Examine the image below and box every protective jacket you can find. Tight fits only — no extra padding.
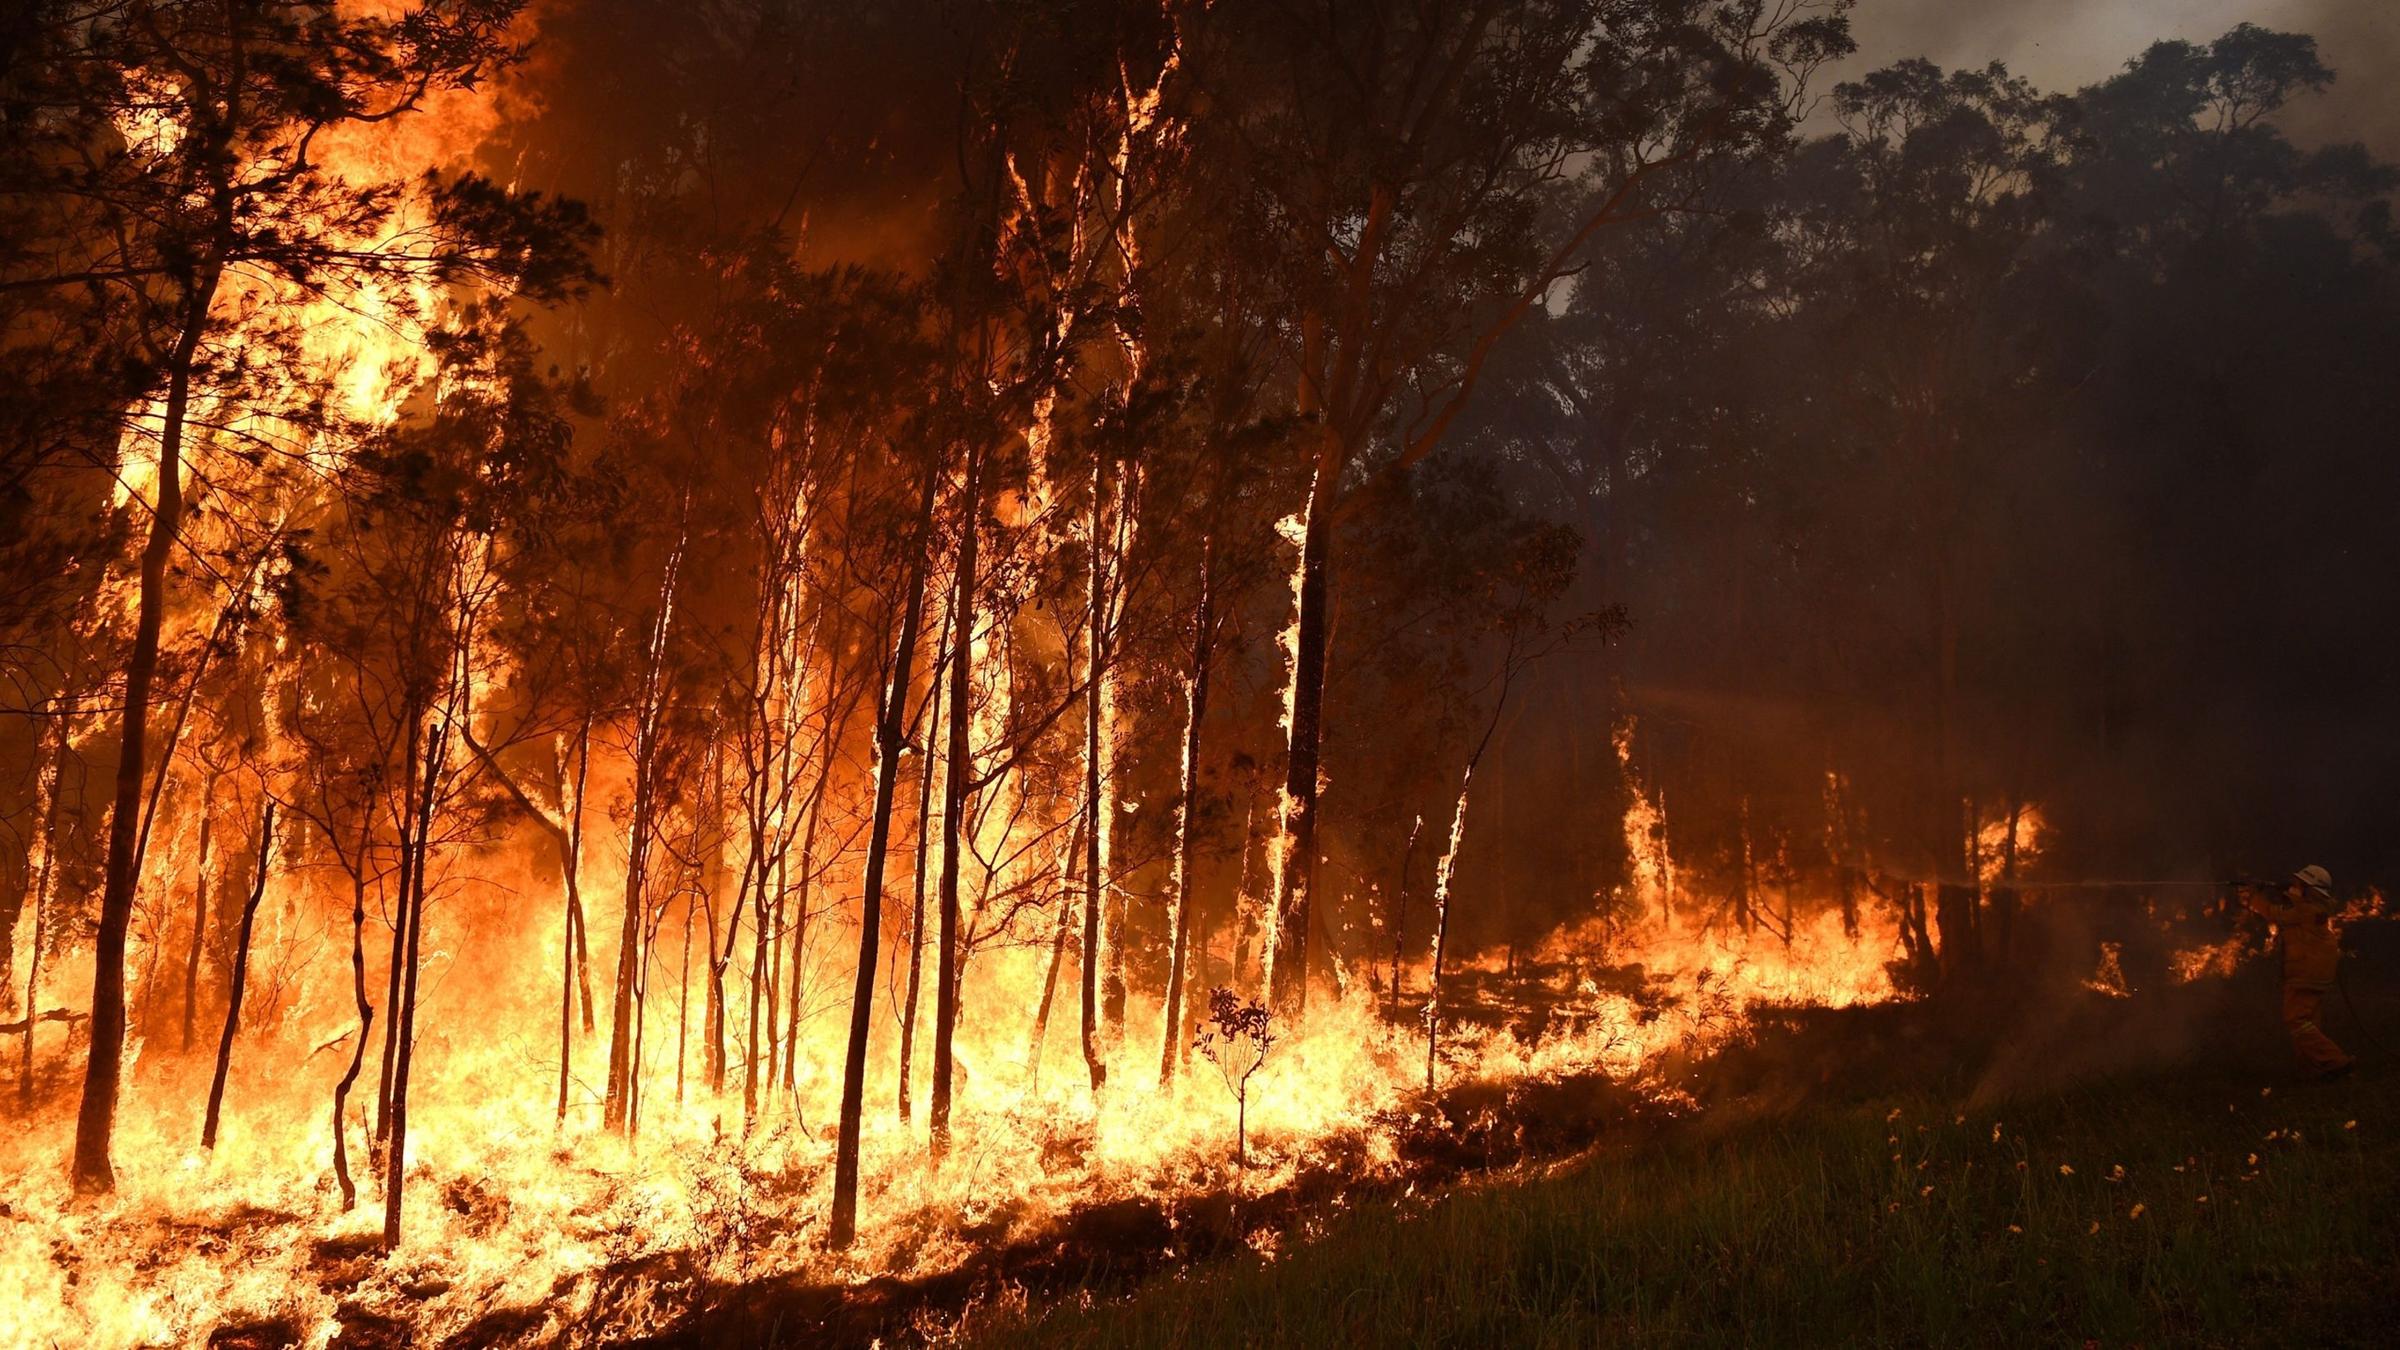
[2243,888,2340,988]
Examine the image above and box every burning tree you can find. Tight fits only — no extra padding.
[1,0,595,1195]
[1183,0,1851,1013]
[5,2,2398,1342]
[1193,987,1277,1168]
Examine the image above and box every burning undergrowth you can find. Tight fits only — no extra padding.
[3,878,2331,1349]
[0,890,1847,1343]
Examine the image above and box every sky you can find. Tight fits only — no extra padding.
[1837,0,2400,155]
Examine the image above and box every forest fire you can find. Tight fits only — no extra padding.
[6,1,2398,1347]
[0,816,1939,1345]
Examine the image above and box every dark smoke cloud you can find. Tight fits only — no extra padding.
[1840,0,2400,156]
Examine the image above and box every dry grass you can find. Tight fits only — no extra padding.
[954,1059,2400,1348]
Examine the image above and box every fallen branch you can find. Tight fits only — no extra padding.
[0,1007,89,1037]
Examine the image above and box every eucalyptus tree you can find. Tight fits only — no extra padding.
[281,306,580,1245]
[0,0,595,1192]
[1181,0,1852,1010]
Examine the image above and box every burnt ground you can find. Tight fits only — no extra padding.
[254,916,2400,1350]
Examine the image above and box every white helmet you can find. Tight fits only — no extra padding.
[2293,864,2333,896]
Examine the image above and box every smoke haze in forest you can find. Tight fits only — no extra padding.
[1845,0,2399,154]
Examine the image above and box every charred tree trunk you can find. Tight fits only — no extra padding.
[676,898,692,1103]
[202,797,274,1149]
[1423,659,1521,1090]
[559,718,592,1122]
[783,773,828,1098]
[1027,813,1085,1089]
[1423,772,1470,1092]
[333,857,375,1210]
[1269,481,1333,1015]
[19,721,68,1114]
[383,724,445,1249]
[179,770,223,1054]
[571,732,597,1036]
[718,722,758,1103]
[74,262,220,1194]
[1230,791,1259,990]
[744,748,775,1130]
[830,465,941,1250]
[899,613,949,1125]
[705,871,731,1094]
[0,835,20,1037]
[764,856,786,1094]
[607,532,686,1132]
[1159,543,1214,1086]
[932,451,982,1149]
[1080,451,1110,1094]
[628,908,651,1140]
[375,702,426,1146]
[720,746,765,1110]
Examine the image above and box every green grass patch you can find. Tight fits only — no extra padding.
[957,1065,2400,1348]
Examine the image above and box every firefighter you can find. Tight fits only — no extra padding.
[2240,865,2355,1079]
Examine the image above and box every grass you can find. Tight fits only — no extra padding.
[954,1062,2400,1348]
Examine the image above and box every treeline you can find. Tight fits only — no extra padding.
[2,0,2393,1251]
[1438,20,2400,963]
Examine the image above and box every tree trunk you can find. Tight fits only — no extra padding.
[743,769,774,1130]
[1268,478,1333,1014]
[899,614,948,1124]
[19,720,67,1114]
[783,777,825,1097]
[1423,667,1518,1090]
[706,868,731,1093]
[383,725,444,1249]
[375,702,425,1147]
[1099,482,1134,1044]
[333,858,375,1210]
[1080,452,1110,1094]
[763,852,784,1097]
[130,594,249,1049]
[572,750,596,1034]
[1027,813,1084,1090]
[676,897,692,1103]
[1423,766,1473,1091]
[202,797,274,1149]
[932,451,982,1149]
[558,717,592,1122]
[1159,543,1214,1086]
[829,465,941,1250]
[179,769,223,1054]
[607,532,686,1131]
[74,268,217,1194]
[1230,792,1259,989]
[717,710,764,1100]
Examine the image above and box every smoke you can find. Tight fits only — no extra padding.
[1840,0,2400,156]
[2277,1,2400,156]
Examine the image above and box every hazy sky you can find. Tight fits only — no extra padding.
[1839,0,2399,154]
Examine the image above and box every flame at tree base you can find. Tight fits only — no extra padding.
[0,888,1935,1347]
